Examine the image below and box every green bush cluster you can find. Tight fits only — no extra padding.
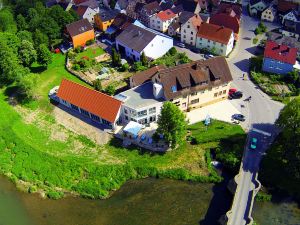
[255,192,272,202]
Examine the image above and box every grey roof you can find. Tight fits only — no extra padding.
[178,11,194,24]
[116,0,129,10]
[267,31,300,51]
[115,82,164,109]
[77,0,99,9]
[66,19,93,37]
[116,24,157,52]
[98,9,119,22]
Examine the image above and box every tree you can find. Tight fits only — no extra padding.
[33,29,49,47]
[93,79,102,91]
[287,70,299,84]
[39,16,61,41]
[16,14,28,31]
[37,44,52,68]
[132,61,147,71]
[140,52,147,66]
[275,98,300,179]
[18,40,37,67]
[111,48,121,67]
[0,8,17,33]
[17,30,33,43]
[168,47,177,56]
[104,84,116,96]
[156,102,187,149]
[16,73,37,100]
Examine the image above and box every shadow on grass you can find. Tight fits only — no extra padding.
[108,137,167,156]
[3,85,31,106]
[30,65,47,74]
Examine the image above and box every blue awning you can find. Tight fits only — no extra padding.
[105,26,117,35]
[123,121,143,137]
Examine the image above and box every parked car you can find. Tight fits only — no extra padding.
[229,91,243,99]
[232,114,245,122]
[204,54,214,59]
[191,47,201,53]
[229,88,237,95]
[250,137,258,150]
[177,42,185,48]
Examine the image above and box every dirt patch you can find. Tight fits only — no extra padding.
[273,84,291,93]
[95,53,111,62]
[53,107,112,145]
[15,105,39,124]
[50,129,68,142]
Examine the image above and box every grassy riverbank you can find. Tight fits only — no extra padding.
[0,54,245,199]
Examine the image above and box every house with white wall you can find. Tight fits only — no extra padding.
[248,0,269,17]
[281,9,300,24]
[180,13,202,46]
[73,5,99,23]
[150,9,177,32]
[261,4,277,22]
[116,23,173,61]
[196,23,234,56]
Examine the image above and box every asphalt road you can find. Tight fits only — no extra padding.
[225,1,284,225]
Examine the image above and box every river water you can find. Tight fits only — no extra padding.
[0,175,299,225]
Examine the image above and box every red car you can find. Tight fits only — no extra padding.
[229,88,237,95]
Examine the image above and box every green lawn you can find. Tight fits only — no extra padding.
[75,47,105,61]
[28,54,90,111]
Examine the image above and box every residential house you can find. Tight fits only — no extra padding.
[115,0,129,11]
[215,2,242,20]
[261,4,277,22]
[196,23,234,56]
[114,82,164,125]
[150,9,177,32]
[180,13,202,46]
[73,5,99,23]
[94,9,119,31]
[104,13,134,40]
[65,19,95,48]
[72,0,99,12]
[116,23,173,60]
[130,65,167,87]
[248,0,269,17]
[168,20,181,36]
[262,40,297,74]
[209,12,240,40]
[55,79,122,129]
[138,1,162,26]
[277,0,298,20]
[198,0,208,12]
[281,9,299,24]
[151,56,233,111]
[280,22,300,39]
[267,31,300,56]
[174,0,201,14]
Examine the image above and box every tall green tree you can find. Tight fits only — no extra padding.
[37,44,52,68]
[16,14,28,31]
[156,102,187,149]
[33,29,49,46]
[140,52,147,66]
[275,98,300,178]
[0,8,17,33]
[112,48,121,67]
[18,40,37,67]
[17,30,33,43]
[16,73,37,100]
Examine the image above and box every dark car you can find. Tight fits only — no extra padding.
[232,114,245,122]
[229,91,243,99]
[177,42,185,48]
[204,54,214,59]
[191,47,201,53]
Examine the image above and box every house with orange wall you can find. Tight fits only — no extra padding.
[66,19,95,48]
[94,9,119,31]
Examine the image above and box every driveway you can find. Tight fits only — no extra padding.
[186,100,241,125]
[174,46,205,61]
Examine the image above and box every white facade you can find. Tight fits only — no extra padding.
[282,11,299,24]
[149,14,176,33]
[82,7,99,23]
[196,32,234,56]
[281,29,300,39]
[116,33,173,60]
[249,1,268,16]
[180,19,199,46]
[261,6,276,22]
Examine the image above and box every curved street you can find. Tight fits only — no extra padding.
[226,1,284,225]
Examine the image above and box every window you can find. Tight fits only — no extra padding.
[191,92,197,96]
[219,91,222,95]
[131,118,137,122]
[138,110,147,117]
[80,108,89,117]
[187,25,190,28]
[61,99,67,104]
[149,107,156,114]
[223,90,226,94]
[71,104,79,111]
[220,49,223,53]
[214,93,218,97]
[191,99,199,104]
[208,40,210,43]
[200,90,205,94]
[191,37,193,40]
[125,116,129,120]
[91,113,100,122]
[191,31,193,35]
[182,102,186,107]
[124,108,128,114]
[184,29,186,33]
[184,35,186,38]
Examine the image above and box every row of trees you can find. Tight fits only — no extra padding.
[0,1,78,100]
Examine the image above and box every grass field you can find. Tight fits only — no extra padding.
[75,47,105,61]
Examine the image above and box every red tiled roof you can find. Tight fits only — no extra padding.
[73,0,89,4]
[217,2,242,19]
[264,40,297,65]
[157,9,176,21]
[197,22,233,44]
[277,0,298,13]
[209,13,240,34]
[57,79,122,123]
[75,5,88,17]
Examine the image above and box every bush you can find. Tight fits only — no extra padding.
[104,84,116,96]
[28,185,37,193]
[93,79,102,91]
[255,192,272,202]
[168,47,177,56]
[86,39,95,46]
[120,63,129,72]
[74,46,83,53]
[72,63,80,71]
[252,38,258,44]
[132,61,147,72]
[46,190,64,199]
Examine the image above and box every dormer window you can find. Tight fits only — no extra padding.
[171,85,177,93]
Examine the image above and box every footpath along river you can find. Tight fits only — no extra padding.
[0,174,299,225]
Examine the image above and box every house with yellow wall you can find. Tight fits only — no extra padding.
[66,19,95,48]
[94,9,119,31]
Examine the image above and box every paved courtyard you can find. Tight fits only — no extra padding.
[186,100,241,125]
